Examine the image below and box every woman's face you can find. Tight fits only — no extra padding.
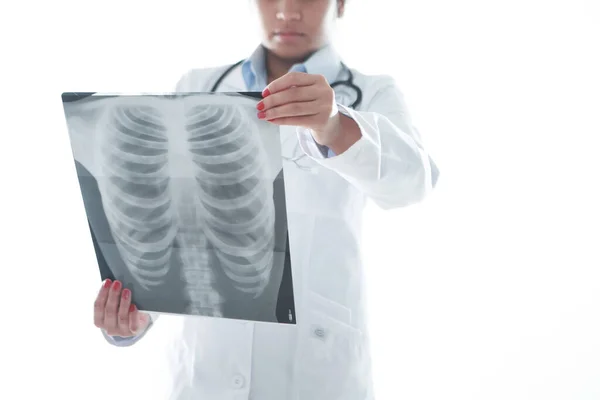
[254,0,343,60]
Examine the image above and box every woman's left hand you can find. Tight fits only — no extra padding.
[256,72,344,148]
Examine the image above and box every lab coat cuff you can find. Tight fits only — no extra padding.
[297,104,381,181]
[101,312,158,347]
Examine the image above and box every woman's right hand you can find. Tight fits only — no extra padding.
[94,279,150,337]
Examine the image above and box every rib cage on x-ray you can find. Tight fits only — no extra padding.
[95,99,276,317]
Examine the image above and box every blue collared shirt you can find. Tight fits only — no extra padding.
[241,45,342,158]
[241,44,342,92]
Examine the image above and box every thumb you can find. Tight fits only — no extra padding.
[129,305,150,335]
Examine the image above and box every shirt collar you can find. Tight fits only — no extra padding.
[241,44,342,91]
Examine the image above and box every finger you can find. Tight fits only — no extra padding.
[103,280,122,334]
[129,305,150,335]
[117,288,132,335]
[259,85,317,111]
[128,304,140,334]
[260,101,318,121]
[263,72,322,96]
[93,279,112,328]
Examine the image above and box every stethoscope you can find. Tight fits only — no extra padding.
[210,59,363,172]
[210,59,363,109]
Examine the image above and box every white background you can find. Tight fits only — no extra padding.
[1,0,599,399]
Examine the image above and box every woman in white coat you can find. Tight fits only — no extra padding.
[93,0,439,398]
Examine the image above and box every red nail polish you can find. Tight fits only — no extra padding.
[257,111,266,119]
[112,280,121,291]
[256,101,265,111]
[103,279,112,289]
[129,303,135,312]
[122,289,130,300]
[262,88,270,97]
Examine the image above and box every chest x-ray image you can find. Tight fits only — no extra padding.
[61,92,295,324]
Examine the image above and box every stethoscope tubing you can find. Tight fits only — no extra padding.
[210,60,362,109]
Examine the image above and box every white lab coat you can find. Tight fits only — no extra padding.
[103,61,439,400]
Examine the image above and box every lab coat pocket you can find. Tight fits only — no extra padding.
[294,298,368,400]
[307,291,352,326]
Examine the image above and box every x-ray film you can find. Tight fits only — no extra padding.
[61,92,296,324]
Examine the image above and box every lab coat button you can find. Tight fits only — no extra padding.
[232,374,245,388]
[314,327,326,338]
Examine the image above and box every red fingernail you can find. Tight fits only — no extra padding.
[122,289,130,300]
[103,279,112,289]
[257,111,266,119]
[129,303,135,312]
[112,280,121,291]
[262,88,270,97]
[256,101,265,111]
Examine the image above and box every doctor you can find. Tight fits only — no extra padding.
[93,0,439,399]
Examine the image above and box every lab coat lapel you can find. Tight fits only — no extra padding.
[213,64,247,92]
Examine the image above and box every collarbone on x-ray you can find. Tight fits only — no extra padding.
[64,93,292,322]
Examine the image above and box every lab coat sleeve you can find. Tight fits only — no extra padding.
[297,76,439,209]
[101,312,159,347]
